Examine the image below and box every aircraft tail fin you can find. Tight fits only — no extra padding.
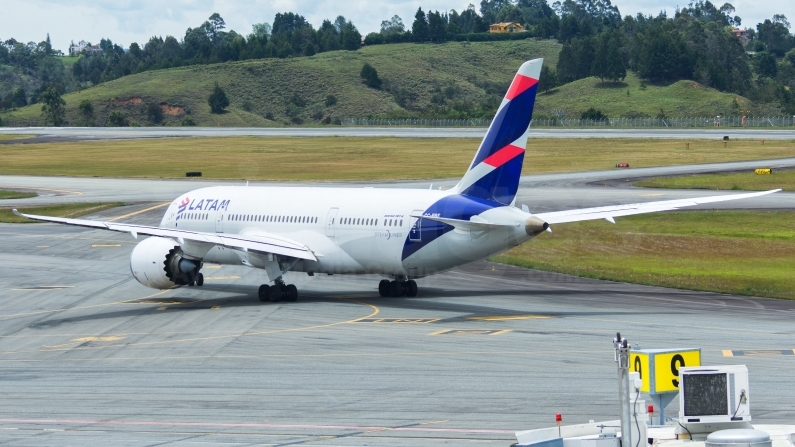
[456,58,542,205]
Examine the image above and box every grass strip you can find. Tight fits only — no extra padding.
[492,210,795,300]
[635,170,795,192]
[0,189,37,200]
[0,202,124,223]
[0,137,793,181]
[0,134,32,141]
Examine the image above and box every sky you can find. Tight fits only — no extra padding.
[1,0,792,53]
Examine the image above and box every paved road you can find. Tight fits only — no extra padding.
[3,126,795,140]
[2,157,794,212]
[0,204,793,446]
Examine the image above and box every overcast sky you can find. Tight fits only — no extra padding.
[2,0,791,52]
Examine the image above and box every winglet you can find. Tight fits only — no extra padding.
[12,209,23,217]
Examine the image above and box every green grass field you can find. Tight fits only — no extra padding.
[635,170,795,192]
[493,210,795,300]
[0,137,793,180]
[534,72,746,118]
[0,40,749,127]
[1,40,561,127]
[0,189,37,199]
[0,202,123,223]
[0,134,32,140]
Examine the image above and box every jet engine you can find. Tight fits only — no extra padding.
[129,237,202,289]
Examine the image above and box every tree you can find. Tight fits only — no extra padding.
[381,15,405,35]
[360,63,382,89]
[106,110,127,126]
[147,102,164,123]
[340,21,362,50]
[251,23,271,39]
[208,83,230,113]
[207,13,226,42]
[581,107,607,120]
[633,22,692,81]
[39,87,66,126]
[427,11,447,42]
[755,52,778,78]
[592,30,626,82]
[539,65,558,92]
[78,99,94,125]
[11,87,27,107]
[412,7,429,42]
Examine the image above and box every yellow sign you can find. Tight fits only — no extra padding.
[755,168,772,175]
[630,352,651,393]
[631,348,701,394]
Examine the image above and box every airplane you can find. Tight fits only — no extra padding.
[14,58,779,301]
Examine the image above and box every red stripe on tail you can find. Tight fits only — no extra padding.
[505,74,538,101]
[482,144,525,168]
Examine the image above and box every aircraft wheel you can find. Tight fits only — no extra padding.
[269,285,282,302]
[196,273,204,287]
[258,284,270,302]
[389,281,404,297]
[406,280,418,297]
[286,284,298,302]
[378,280,390,297]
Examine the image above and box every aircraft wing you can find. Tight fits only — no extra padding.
[12,209,317,261]
[534,189,781,225]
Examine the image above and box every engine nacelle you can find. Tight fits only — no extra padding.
[130,237,201,289]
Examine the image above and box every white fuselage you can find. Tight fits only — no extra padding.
[159,186,536,279]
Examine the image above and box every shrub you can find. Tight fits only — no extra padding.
[290,93,306,107]
[181,116,196,126]
[325,94,337,106]
[360,63,382,89]
[147,102,163,123]
[39,87,66,126]
[106,110,127,127]
[208,82,229,113]
[581,107,607,120]
[78,99,94,125]
[264,111,274,120]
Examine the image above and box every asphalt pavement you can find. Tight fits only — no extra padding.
[0,204,794,447]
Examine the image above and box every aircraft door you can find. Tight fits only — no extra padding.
[409,209,424,242]
[215,212,224,233]
[325,207,339,237]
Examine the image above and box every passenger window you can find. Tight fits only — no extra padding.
[400,219,403,226]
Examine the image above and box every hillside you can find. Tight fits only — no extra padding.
[533,72,750,119]
[0,40,560,127]
[0,39,752,127]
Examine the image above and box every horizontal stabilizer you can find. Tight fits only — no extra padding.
[535,189,781,224]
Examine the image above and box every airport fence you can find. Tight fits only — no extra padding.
[341,116,795,128]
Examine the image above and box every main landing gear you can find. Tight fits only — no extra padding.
[258,280,298,303]
[188,272,204,287]
[378,279,418,297]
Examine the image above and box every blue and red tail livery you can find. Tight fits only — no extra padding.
[456,58,542,205]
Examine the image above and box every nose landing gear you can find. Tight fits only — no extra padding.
[378,279,418,297]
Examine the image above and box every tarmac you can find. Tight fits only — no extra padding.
[1,157,795,446]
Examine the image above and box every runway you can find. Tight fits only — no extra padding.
[1,204,794,447]
[3,126,795,141]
